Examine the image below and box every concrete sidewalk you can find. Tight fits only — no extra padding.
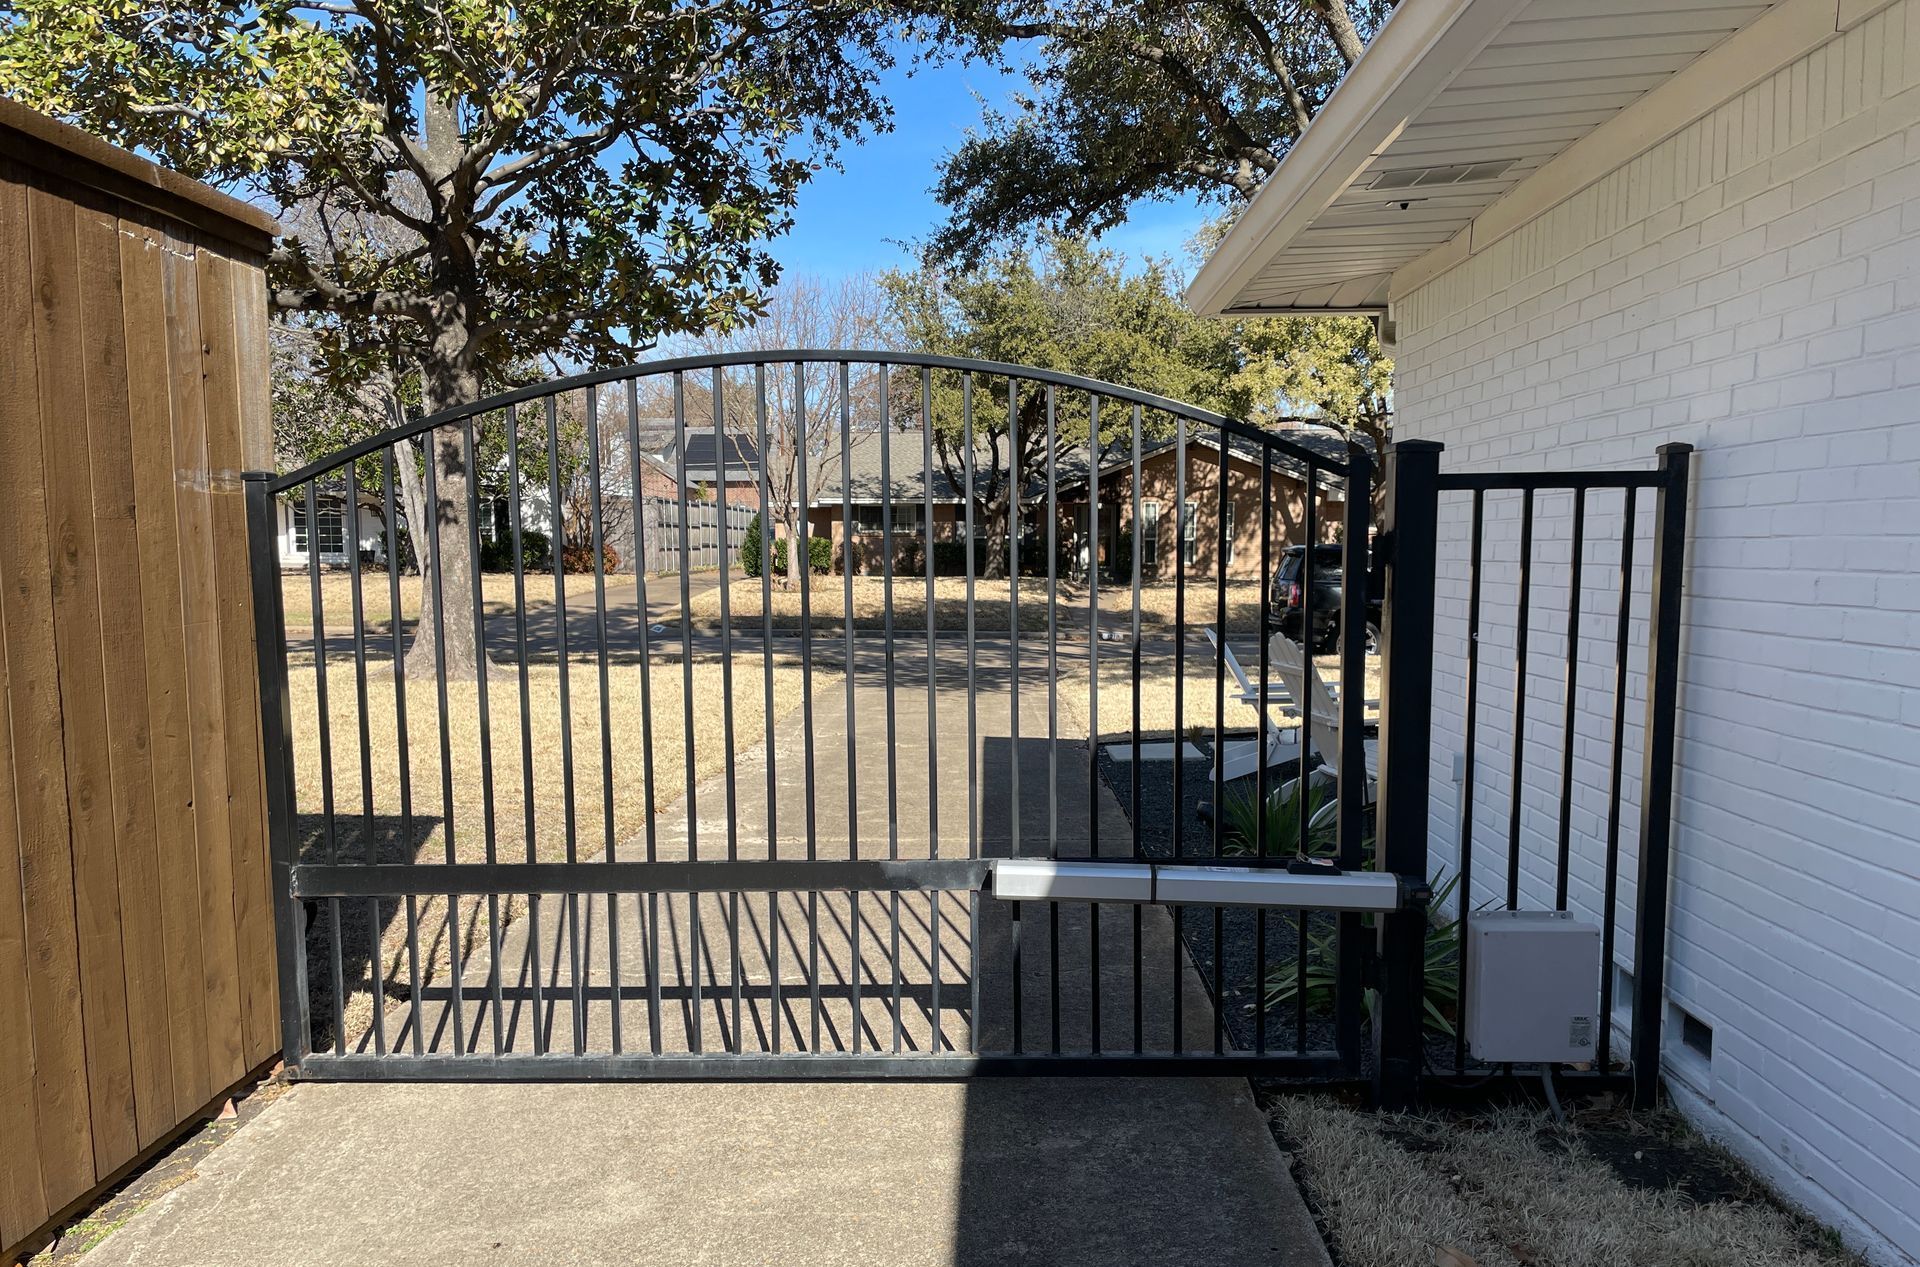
[83,1079,1325,1266]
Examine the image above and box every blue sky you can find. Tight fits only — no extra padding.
[766,52,1215,282]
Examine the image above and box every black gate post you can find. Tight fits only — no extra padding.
[1335,442,1373,1068]
[1630,442,1692,1109]
[244,473,311,1072]
[1373,439,1441,1109]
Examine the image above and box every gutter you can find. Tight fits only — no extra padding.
[1184,0,1529,317]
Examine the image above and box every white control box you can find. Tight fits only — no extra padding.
[1463,910,1602,1064]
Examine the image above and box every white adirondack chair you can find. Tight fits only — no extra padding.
[1265,631,1379,822]
[1200,627,1302,784]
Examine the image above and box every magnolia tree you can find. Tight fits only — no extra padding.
[0,0,893,677]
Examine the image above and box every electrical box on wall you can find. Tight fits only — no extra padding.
[1463,910,1602,1064]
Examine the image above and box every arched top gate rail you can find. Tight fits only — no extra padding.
[268,350,1359,493]
[244,349,1382,1084]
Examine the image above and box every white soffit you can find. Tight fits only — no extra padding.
[1188,0,1787,317]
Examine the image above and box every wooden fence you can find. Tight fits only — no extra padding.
[0,101,281,1263]
[634,495,756,573]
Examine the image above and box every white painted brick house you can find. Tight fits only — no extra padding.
[1193,2,1920,1262]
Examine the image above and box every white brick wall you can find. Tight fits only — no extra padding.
[1392,7,1920,1263]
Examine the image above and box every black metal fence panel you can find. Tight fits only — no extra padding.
[246,351,1388,1081]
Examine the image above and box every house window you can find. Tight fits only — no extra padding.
[1225,501,1236,566]
[1141,502,1161,570]
[849,504,921,533]
[1180,500,1197,566]
[292,504,346,558]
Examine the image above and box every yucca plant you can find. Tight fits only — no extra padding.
[1221,776,1337,858]
[1263,869,1464,1037]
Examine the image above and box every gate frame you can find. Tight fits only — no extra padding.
[1373,438,1691,1109]
[244,349,1385,1086]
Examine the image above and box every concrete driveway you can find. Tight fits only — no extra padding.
[82,1078,1322,1266]
[83,634,1331,1266]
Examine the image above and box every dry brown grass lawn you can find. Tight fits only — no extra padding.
[1277,1099,1857,1267]
[287,652,829,1043]
[282,572,534,631]
[684,575,1276,635]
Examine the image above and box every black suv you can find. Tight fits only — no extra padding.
[1268,543,1380,654]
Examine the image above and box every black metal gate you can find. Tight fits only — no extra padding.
[245,350,1688,1104]
[246,351,1400,1084]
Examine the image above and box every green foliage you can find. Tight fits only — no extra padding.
[1263,870,1464,1038]
[1221,777,1335,859]
[917,2,1382,263]
[0,0,897,406]
[479,528,551,574]
[1228,773,1461,1035]
[739,512,767,578]
[741,517,828,577]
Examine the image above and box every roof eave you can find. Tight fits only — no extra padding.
[1185,0,1530,318]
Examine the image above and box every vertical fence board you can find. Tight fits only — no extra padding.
[0,167,97,1214]
[199,247,277,1072]
[119,213,212,1116]
[28,180,140,1176]
[76,200,177,1148]
[0,173,51,1255]
[167,231,245,1090]
[230,255,279,1065]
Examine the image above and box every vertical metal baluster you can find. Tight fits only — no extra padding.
[1508,488,1535,909]
[1456,489,1484,1074]
[625,382,661,1057]
[713,370,742,1053]
[421,440,467,1056]
[1007,380,1023,1053]
[1171,420,1186,1054]
[1334,444,1371,1073]
[382,447,424,1055]
[671,374,702,1053]
[1297,459,1316,1054]
[505,406,546,1056]
[755,366,781,1052]
[1255,445,1271,1057]
[1212,426,1227,1057]
[962,373,981,1051]
[345,464,384,1055]
[1555,489,1586,912]
[461,421,505,1054]
[879,365,903,1054]
[921,367,942,1052]
[1045,385,1060,1056]
[584,393,623,1053]
[543,395,581,1055]
[839,362,861,1052]
[794,363,821,1053]
[304,481,345,1054]
[1087,396,1101,1055]
[1597,486,1637,1073]
[1129,404,1144,1055]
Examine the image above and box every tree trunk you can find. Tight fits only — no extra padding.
[400,341,496,681]
[980,496,1011,579]
[782,502,805,587]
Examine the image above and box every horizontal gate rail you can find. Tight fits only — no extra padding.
[294,1051,1352,1082]
[1436,469,1666,492]
[293,858,993,898]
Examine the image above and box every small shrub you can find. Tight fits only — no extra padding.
[561,541,619,574]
